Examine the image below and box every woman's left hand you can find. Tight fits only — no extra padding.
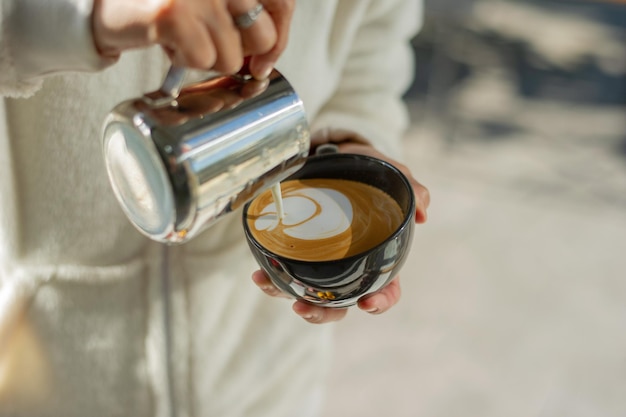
[251,142,430,323]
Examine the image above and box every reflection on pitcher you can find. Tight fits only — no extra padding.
[102,69,309,243]
[138,75,271,126]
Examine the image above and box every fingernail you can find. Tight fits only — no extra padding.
[302,314,314,320]
[366,307,379,314]
[253,63,273,80]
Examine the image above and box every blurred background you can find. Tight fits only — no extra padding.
[324,0,626,416]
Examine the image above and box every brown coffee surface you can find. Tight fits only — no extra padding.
[246,178,404,261]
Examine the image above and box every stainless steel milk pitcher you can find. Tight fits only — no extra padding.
[102,66,310,244]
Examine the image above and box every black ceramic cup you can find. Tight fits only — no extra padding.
[242,152,415,308]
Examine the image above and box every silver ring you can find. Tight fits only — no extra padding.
[234,4,264,29]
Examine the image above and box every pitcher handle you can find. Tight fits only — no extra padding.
[145,63,249,105]
[159,66,188,99]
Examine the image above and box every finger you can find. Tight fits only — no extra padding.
[248,0,295,79]
[381,161,429,224]
[292,301,348,324]
[155,4,218,68]
[203,5,244,73]
[230,4,277,59]
[387,163,429,224]
[251,270,291,299]
[357,277,402,314]
[412,180,430,224]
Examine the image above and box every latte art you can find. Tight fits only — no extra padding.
[253,187,353,239]
[246,178,404,261]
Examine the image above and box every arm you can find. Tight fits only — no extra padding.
[0,0,112,97]
[0,0,293,98]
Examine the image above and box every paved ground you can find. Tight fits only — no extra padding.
[321,35,626,417]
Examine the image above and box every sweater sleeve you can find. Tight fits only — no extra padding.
[310,0,423,159]
[0,0,116,98]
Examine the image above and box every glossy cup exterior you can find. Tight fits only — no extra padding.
[242,153,415,308]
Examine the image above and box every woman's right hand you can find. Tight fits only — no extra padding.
[91,0,291,78]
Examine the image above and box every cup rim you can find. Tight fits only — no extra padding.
[242,152,416,265]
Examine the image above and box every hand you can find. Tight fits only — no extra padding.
[92,0,291,78]
[251,142,430,324]
[336,142,430,225]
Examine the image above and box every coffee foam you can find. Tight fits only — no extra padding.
[246,178,404,262]
[254,187,352,239]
